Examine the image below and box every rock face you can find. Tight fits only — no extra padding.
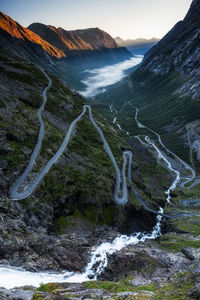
[99,242,191,281]
[141,0,200,99]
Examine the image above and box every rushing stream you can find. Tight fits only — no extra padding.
[0,68,185,289]
[0,209,163,289]
[132,103,195,188]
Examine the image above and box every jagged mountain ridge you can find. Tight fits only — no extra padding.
[28,23,120,54]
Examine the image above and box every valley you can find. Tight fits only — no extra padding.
[0,0,200,299]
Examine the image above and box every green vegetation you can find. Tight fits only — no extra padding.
[29,271,195,299]
[37,283,61,292]
[172,218,200,236]
[0,48,138,230]
[83,280,156,293]
[32,293,44,300]
[156,233,200,252]
[94,70,200,163]
[83,271,194,299]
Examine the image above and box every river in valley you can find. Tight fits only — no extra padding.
[0,60,190,289]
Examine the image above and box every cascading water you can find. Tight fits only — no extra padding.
[0,208,163,289]
[144,136,180,203]
[1,71,182,290]
[132,102,195,187]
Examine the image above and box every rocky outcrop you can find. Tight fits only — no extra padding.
[0,239,199,299]
[0,283,156,300]
[0,196,120,271]
[98,241,191,281]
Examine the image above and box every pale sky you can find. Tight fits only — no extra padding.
[0,0,193,40]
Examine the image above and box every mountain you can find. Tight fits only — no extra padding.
[115,36,159,55]
[97,0,200,162]
[142,0,200,100]
[0,11,65,59]
[28,23,132,71]
[0,12,132,89]
[0,40,175,288]
[1,2,200,298]
[28,24,119,54]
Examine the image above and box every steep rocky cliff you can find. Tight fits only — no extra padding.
[142,0,200,99]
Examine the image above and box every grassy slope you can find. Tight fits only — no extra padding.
[1,47,149,232]
[94,69,200,163]
[91,60,200,263]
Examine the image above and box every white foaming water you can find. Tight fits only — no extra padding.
[0,209,162,289]
[132,104,181,203]
[84,208,162,279]
[3,72,174,290]
[79,56,143,98]
[132,103,195,187]
[144,136,180,203]
[117,123,122,130]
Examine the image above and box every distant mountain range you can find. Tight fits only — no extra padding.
[0,11,132,89]
[115,36,159,55]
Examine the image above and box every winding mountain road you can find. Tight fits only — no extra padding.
[9,69,137,206]
[131,102,195,188]
[3,68,192,288]
[109,101,178,218]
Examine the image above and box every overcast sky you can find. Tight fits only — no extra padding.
[0,0,193,39]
